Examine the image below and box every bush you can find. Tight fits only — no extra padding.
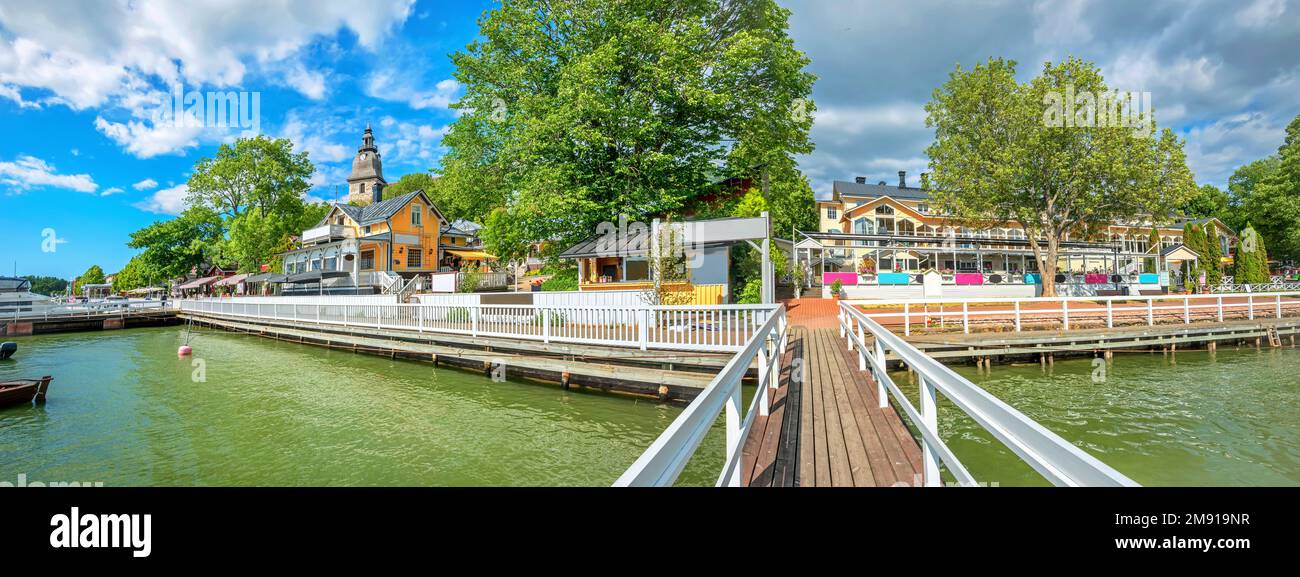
[831,279,843,297]
[458,267,483,293]
[735,279,763,304]
[540,268,578,291]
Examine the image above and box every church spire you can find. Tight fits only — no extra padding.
[359,124,378,154]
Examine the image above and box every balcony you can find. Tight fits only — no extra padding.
[302,224,350,244]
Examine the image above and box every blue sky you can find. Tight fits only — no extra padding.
[3,0,1298,279]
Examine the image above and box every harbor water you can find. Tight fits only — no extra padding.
[0,327,724,486]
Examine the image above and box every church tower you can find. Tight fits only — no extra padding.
[347,125,387,205]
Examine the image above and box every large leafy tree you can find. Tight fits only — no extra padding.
[382,172,440,203]
[186,136,314,219]
[223,202,330,273]
[1183,221,1207,275]
[72,264,106,295]
[22,276,68,296]
[924,57,1197,296]
[127,206,226,282]
[1234,224,1271,284]
[442,0,816,260]
[1227,114,1300,263]
[1183,184,1231,220]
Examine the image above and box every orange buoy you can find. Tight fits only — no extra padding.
[178,345,193,357]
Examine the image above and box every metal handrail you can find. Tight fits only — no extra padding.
[615,306,788,487]
[839,301,1139,487]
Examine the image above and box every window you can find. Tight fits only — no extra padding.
[827,206,837,219]
[324,257,337,271]
[411,204,423,226]
[363,225,372,235]
[875,205,895,215]
[359,183,366,198]
[625,258,651,281]
[359,250,375,270]
[406,248,422,268]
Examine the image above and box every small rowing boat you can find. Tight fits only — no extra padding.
[0,376,52,408]
[0,342,17,360]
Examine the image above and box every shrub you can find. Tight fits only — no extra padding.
[735,279,763,304]
[540,268,578,291]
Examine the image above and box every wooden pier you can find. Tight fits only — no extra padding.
[742,326,922,487]
[182,311,719,401]
[0,309,178,336]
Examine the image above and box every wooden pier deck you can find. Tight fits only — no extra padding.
[742,326,923,487]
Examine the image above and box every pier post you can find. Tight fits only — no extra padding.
[904,303,910,337]
[1106,300,1113,328]
[1014,301,1022,332]
[962,302,969,334]
[758,347,771,416]
[918,374,941,487]
[857,324,866,371]
[724,385,742,487]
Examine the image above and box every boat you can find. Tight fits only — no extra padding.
[0,342,15,360]
[0,376,52,407]
[0,277,58,316]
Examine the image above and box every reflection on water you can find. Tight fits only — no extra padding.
[895,347,1300,486]
[0,327,722,486]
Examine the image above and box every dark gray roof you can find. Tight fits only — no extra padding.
[833,180,932,202]
[316,190,445,227]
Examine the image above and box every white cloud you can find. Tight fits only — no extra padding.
[94,116,203,159]
[1237,0,1288,29]
[0,0,416,154]
[100,186,125,197]
[134,183,189,215]
[814,103,928,137]
[132,178,159,191]
[366,72,460,110]
[0,155,97,193]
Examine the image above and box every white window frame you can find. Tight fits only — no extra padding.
[411,204,423,226]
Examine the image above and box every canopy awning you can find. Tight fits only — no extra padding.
[214,274,249,287]
[285,271,352,284]
[447,249,497,261]
[246,273,288,284]
[177,276,221,290]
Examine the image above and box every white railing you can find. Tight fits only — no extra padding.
[458,271,509,290]
[177,299,778,353]
[845,291,1300,335]
[615,305,788,486]
[3,300,170,321]
[1211,282,1300,293]
[838,302,1138,487]
[301,224,348,243]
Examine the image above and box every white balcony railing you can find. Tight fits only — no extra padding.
[302,224,348,243]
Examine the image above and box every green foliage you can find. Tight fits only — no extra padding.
[441,0,817,256]
[830,279,843,296]
[225,202,330,273]
[924,56,1197,296]
[1226,114,1300,263]
[186,136,314,219]
[73,264,106,294]
[127,206,226,282]
[1204,223,1223,285]
[22,276,68,296]
[111,256,151,293]
[1234,224,1271,284]
[457,265,484,293]
[382,172,440,203]
[539,268,578,292]
[1183,184,1231,220]
[1182,222,1207,274]
[735,278,763,304]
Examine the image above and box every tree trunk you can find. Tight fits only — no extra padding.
[1040,235,1060,297]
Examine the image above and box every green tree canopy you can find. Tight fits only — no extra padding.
[127,206,226,282]
[73,264,106,294]
[1204,223,1223,285]
[22,276,68,296]
[1183,184,1231,220]
[1227,114,1300,263]
[1234,223,1271,284]
[924,56,1197,296]
[186,136,314,219]
[1183,221,1207,272]
[1145,226,1161,273]
[441,0,816,259]
[382,172,440,203]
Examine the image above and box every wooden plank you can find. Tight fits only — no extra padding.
[822,329,897,486]
[839,341,922,482]
[812,329,854,487]
[772,332,801,488]
[808,329,832,486]
[816,328,875,486]
[796,329,816,487]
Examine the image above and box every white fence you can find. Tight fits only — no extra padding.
[189,295,399,306]
[3,300,169,321]
[846,291,1300,335]
[615,305,788,486]
[178,299,778,353]
[412,290,651,308]
[839,302,1138,487]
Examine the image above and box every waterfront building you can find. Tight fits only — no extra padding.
[800,172,1239,298]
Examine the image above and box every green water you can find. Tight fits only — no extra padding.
[895,347,1300,486]
[0,327,724,486]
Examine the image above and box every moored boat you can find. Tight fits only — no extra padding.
[0,342,15,360]
[0,376,52,408]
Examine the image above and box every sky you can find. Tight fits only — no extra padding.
[1,0,1297,279]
